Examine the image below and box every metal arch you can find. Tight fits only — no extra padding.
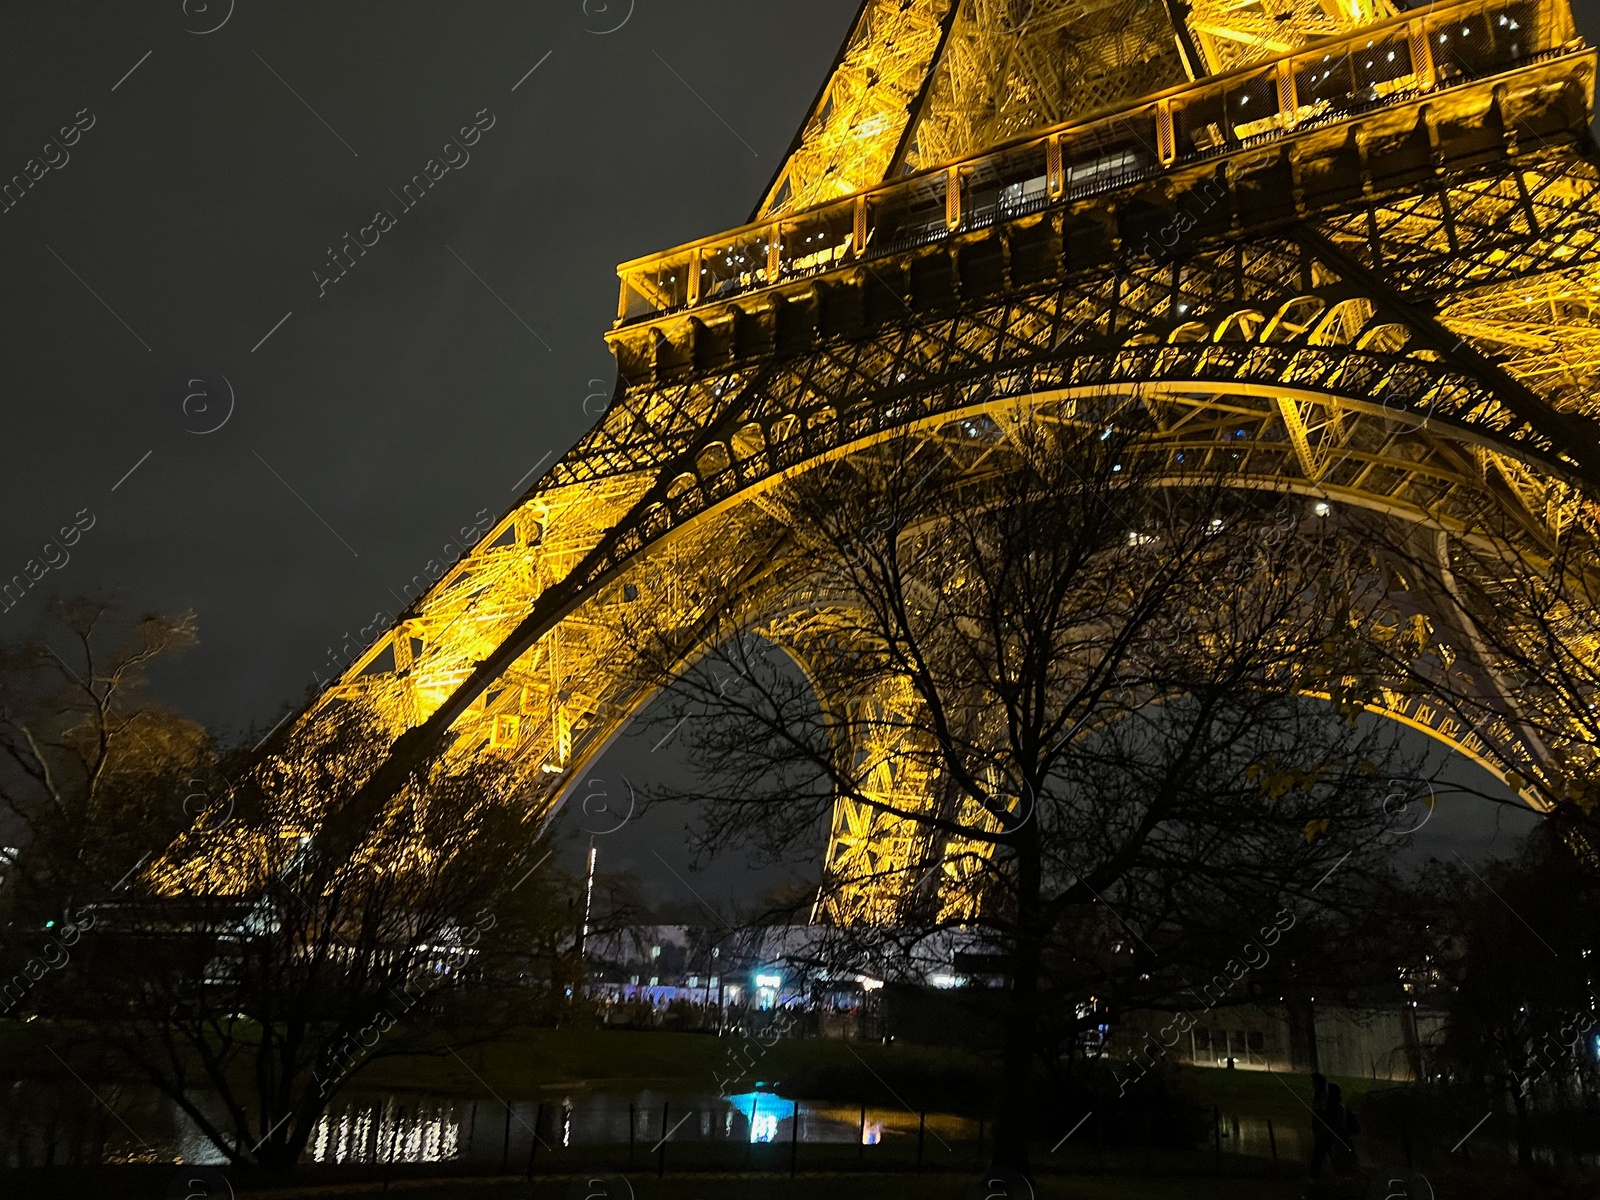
[1294,226,1600,481]
[315,242,1600,845]
[313,376,1583,832]
[169,0,1600,918]
[679,491,1559,923]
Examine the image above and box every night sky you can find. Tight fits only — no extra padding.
[0,0,856,732]
[1,1,1578,901]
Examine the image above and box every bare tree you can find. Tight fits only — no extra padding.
[1351,499,1600,866]
[1418,824,1600,1167]
[0,606,562,1170]
[0,598,207,923]
[632,407,1427,1174]
[71,705,558,1171]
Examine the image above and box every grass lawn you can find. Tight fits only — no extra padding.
[1,1018,1391,1117]
[0,1020,992,1106]
[355,1027,992,1105]
[227,1161,1598,1199]
[1172,1062,1389,1119]
[348,1032,1394,1122]
[235,1169,1309,1199]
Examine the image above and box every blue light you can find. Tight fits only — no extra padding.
[726,1092,795,1143]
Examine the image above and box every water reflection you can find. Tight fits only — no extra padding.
[297,1089,971,1162]
[1216,1111,1306,1161]
[309,1098,462,1164]
[7,1078,1373,1169]
[725,1092,790,1143]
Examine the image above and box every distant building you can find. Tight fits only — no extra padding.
[579,917,1448,1079]
[1117,999,1447,1081]
[579,920,1010,1040]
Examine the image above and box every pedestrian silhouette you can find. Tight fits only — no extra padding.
[1308,1073,1331,1179]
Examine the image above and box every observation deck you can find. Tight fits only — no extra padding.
[607,0,1591,385]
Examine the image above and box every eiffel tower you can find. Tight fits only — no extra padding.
[188,0,1600,913]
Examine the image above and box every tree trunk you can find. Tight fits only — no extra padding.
[1512,1085,1532,1168]
[993,822,1044,1175]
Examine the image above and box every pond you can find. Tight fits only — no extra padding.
[298,1089,977,1166]
[26,1076,1558,1173]
[0,1081,978,1168]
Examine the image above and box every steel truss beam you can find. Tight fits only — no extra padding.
[163,0,1600,920]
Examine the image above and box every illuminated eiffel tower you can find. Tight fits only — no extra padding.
[185,0,1600,914]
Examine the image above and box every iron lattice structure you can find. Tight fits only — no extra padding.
[179,0,1600,918]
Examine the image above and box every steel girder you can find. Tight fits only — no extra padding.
[168,1,1600,916]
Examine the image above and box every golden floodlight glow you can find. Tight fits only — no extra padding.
[181,0,1600,920]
